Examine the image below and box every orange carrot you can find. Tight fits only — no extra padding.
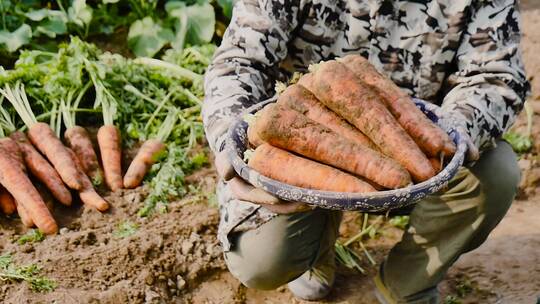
[254,104,411,189]
[65,126,103,186]
[27,123,83,191]
[247,123,265,147]
[429,157,443,173]
[1,136,25,171]
[123,139,166,189]
[298,60,435,182]
[339,55,456,157]
[0,185,16,215]
[249,144,376,193]
[278,84,377,149]
[1,84,82,190]
[67,149,109,212]
[97,125,123,191]
[14,200,34,228]
[10,131,72,206]
[0,139,57,234]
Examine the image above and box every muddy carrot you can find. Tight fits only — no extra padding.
[299,60,435,182]
[67,149,109,212]
[97,125,123,191]
[65,126,103,186]
[247,123,265,147]
[253,104,411,189]
[27,123,83,190]
[338,54,456,157]
[0,141,57,234]
[123,139,166,189]
[10,131,72,206]
[0,136,25,171]
[249,144,376,192]
[14,200,34,228]
[1,84,83,190]
[0,185,16,215]
[429,157,443,173]
[278,84,377,149]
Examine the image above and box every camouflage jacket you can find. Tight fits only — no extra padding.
[202,0,530,250]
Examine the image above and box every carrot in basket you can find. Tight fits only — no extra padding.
[0,185,16,215]
[253,104,411,189]
[278,84,377,149]
[98,125,123,191]
[0,139,57,234]
[0,83,83,190]
[249,144,376,192]
[338,55,456,157]
[10,131,73,206]
[14,200,34,228]
[247,123,265,147]
[123,109,177,189]
[298,60,435,182]
[67,149,109,212]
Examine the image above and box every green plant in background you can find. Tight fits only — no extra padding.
[0,254,56,292]
[127,1,216,57]
[0,0,225,61]
[389,215,409,230]
[113,221,139,238]
[503,101,534,154]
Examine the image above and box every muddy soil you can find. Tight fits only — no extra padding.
[1,1,540,304]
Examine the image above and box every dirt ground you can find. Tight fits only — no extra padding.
[1,2,540,304]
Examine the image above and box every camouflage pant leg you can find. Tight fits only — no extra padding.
[223,208,342,290]
[383,141,520,300]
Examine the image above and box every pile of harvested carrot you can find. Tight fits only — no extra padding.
[0,84,168,235]
[246,55,456,193]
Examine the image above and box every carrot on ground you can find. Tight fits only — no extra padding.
[14,200,34,228]
[98,125,123,192]
[299,60,435,182]
[0,139,57,234]
[277,84,377,149]
[338,55,456,157]
[249,144,376,193]
[67,149,109,212]
[0,185,16,215]
[10,131,72,206]
[60,96,104,186]
[253,103,411,189]
[65,126,103,186]
[0,84,83,190]
[123,109,176,189]
[123,139,166,189]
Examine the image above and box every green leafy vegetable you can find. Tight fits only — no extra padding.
[0,24,32,52]
[127,16,174,57]
[17,229,45,245]
[389,215,409,230]
[503,132,533,154]
[0,254,56,292]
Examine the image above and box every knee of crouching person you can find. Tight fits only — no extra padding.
[224,252,291,290]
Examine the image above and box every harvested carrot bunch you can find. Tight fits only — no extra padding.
[246,56,456,193]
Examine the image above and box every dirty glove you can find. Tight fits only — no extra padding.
[214,151,313,214]
[437,109,480,164]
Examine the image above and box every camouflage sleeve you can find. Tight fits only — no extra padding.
[440,0,531,151]
[202,0,304,152]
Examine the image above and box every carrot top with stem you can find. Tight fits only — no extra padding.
[155,109,179,143]
[0,83,38,129]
